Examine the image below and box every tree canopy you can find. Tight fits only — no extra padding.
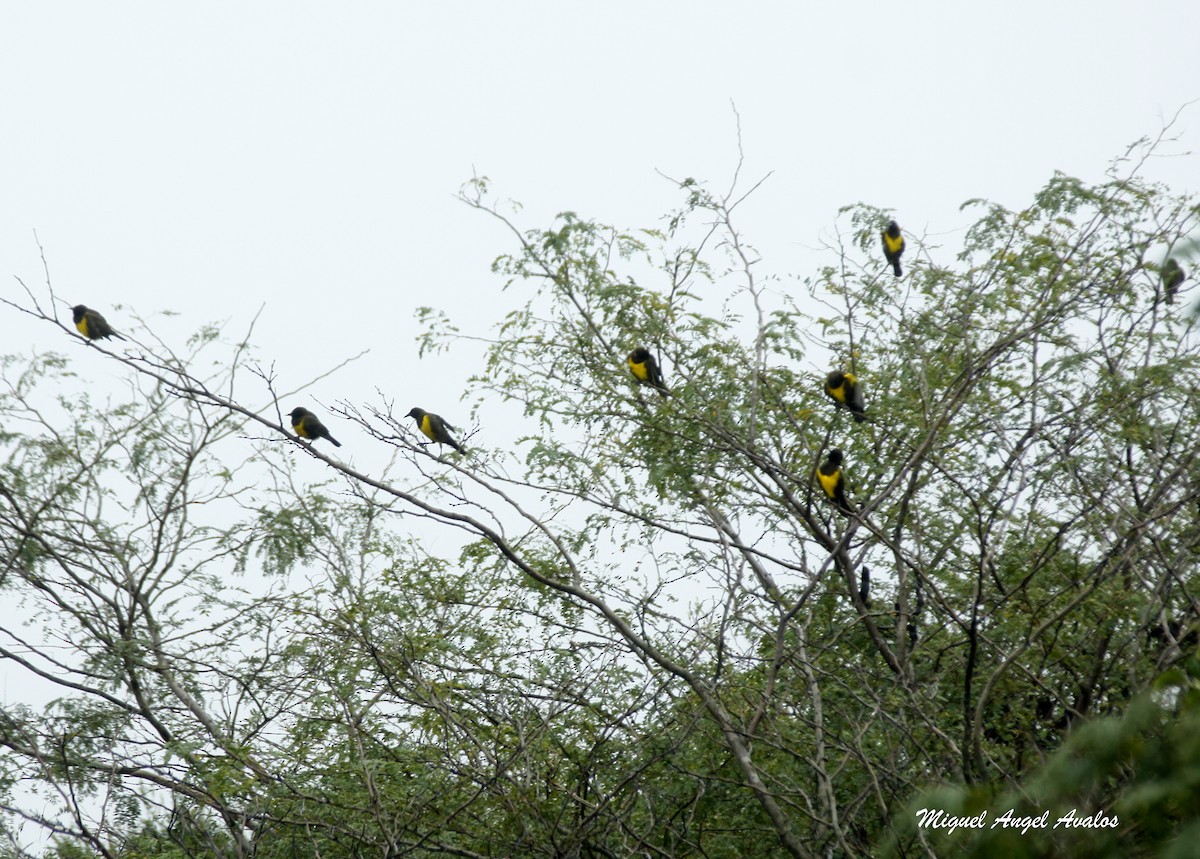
[1,136,1198,858]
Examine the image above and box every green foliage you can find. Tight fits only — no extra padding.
[888,656,1200,857]
[1,137,1198,857]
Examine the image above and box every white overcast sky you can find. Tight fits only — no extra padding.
[2,2,1198,443]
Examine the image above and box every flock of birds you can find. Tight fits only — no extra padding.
[285,406,465,454]
[66,217,1190,516]
[623,219,906,516]
[630,335,862,512]
[67,306,467,456]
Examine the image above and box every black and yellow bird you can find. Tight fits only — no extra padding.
[817,448,853,514]
[1162,257,1186,305]
[825,371,866,423]
[407,407,465,453]
[289,407,342,447]
[882,220,905,278]
[71,305,125,341]
[627,347,668,396]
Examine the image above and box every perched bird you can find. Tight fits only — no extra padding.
[289,407,342,447]
[817,448,853,514]
[882,220,905,278]
[627,347,668,396]
[71,305,125,341]
[825,371,866,423]
[407,407,465,453]
[1162,257,1186,304]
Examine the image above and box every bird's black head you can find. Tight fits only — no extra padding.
[827,371,846,387]
[629,347,651,363]
[407,408,425,421]
[886,220,901,237]
[71,305,87,322]
[288,407,307,421]
[827,449,844,465]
